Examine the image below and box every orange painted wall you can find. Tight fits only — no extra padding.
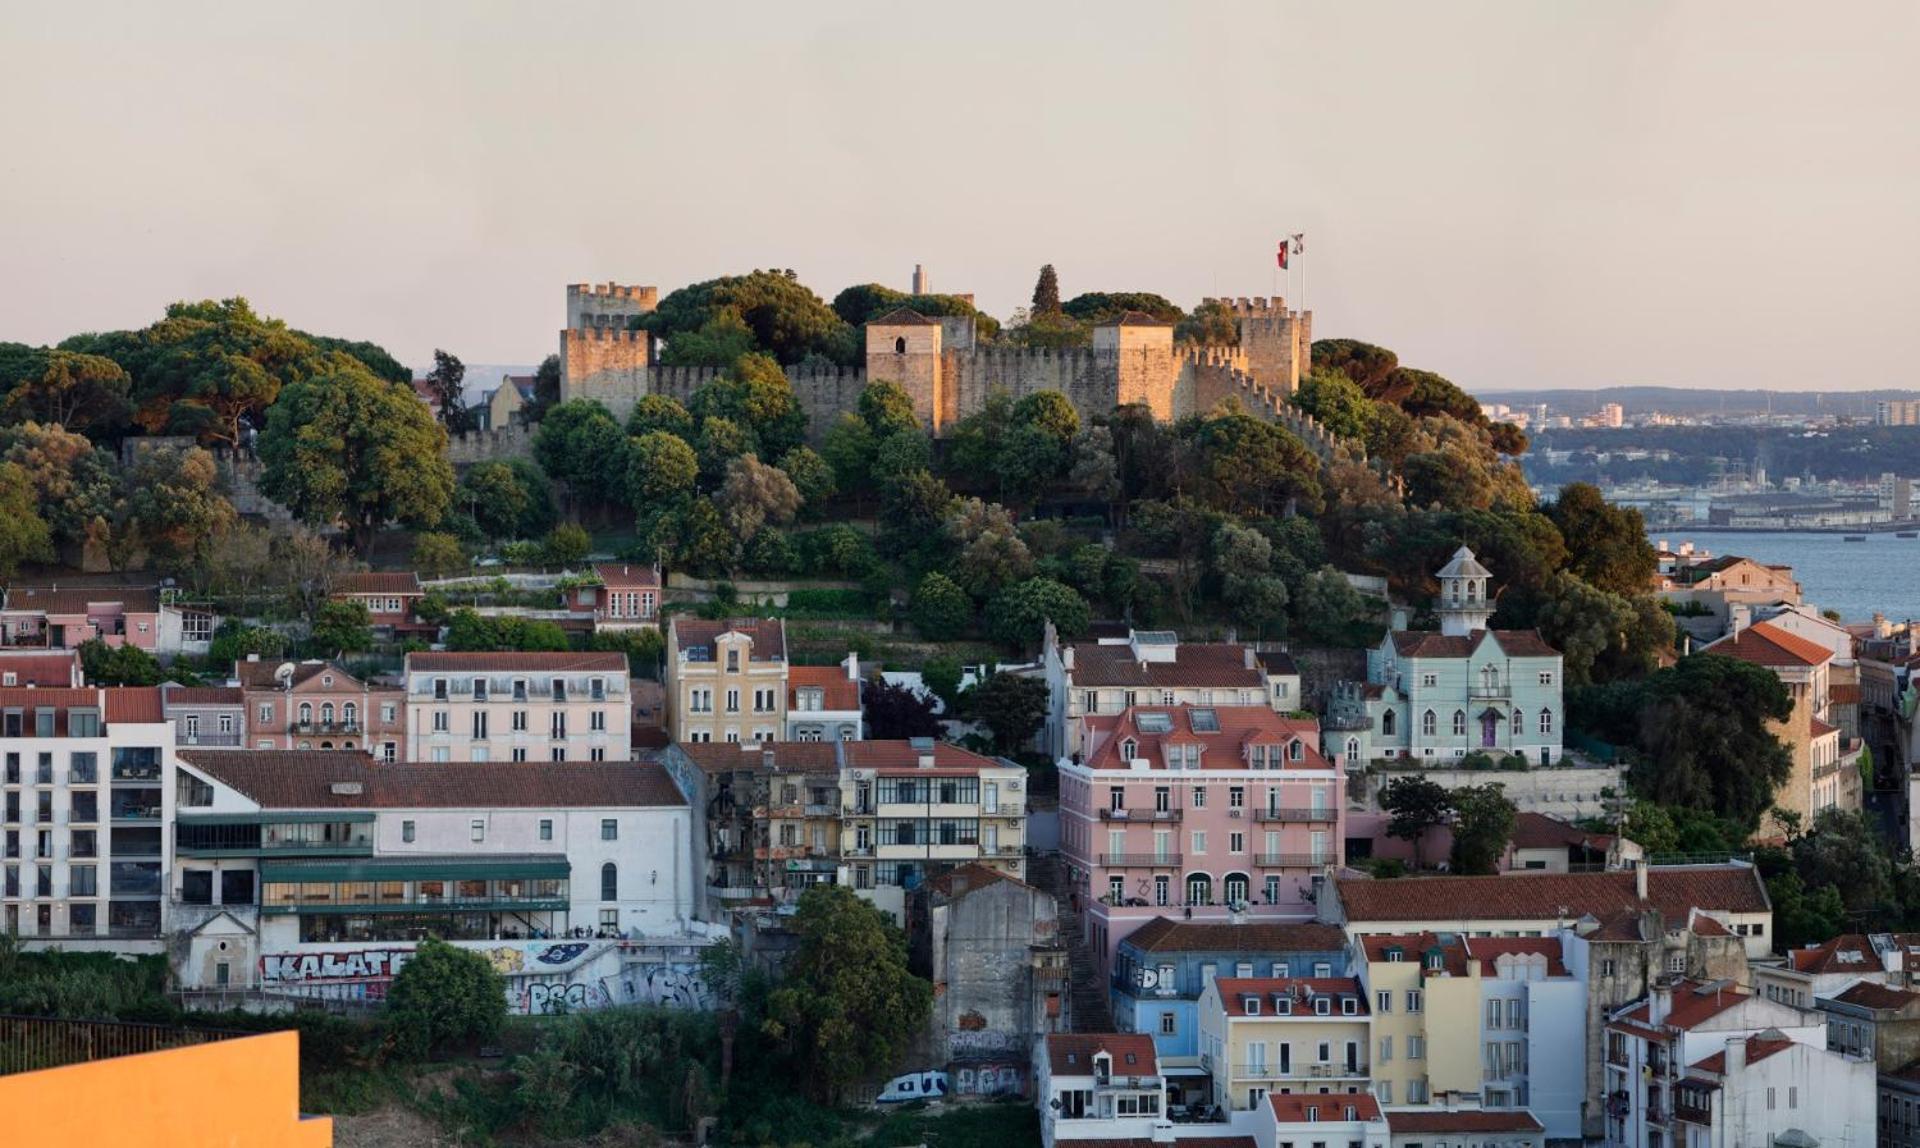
[0,1029,332,1147]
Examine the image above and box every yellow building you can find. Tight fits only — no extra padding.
[1196,976,1372,1112]
[666,618,789,744]
[0,1030,329,1147]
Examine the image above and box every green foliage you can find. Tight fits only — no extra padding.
[1175,300,1239,346]
[457,461,553,542]
[763,885,931,1101]
[626,430,700,507]
[309,598,372,656]
[123,445,236,576]
[208,619,287,666]
[0,348,133,435]
[644,269,855,366]
[1310,339,1401,397]
[256,363,454,553]
[776,445,835,512]
[945,499,1033,600]
[425,349,472,434]
[910,572,974,640]
[1061,292,1184,324]
[963,671,1050,754]
[879,469,956,565]
[385,938,508,1060]
[1291,370,1376,442]
[0,460,54,579]
[626,394,695,440]
[78,639,166,686]
[589,627,664,677]
[1534,571,1675,686]
[792,525,879,579]
[831,284,998,337]
[690,353,808,460]
[858,380,922,439]
[1030,265,1062,315]
[1190,412,1324,517]
[1547,483,1658,598]
[1448,783,1517,875]
[986,577,1090,648]
[0,423,120,551]
[533,401,630,505]
[411,532,467,579]
[444,608,573,653]
[820,413,877,496]
[1291,567,1378,647]
[1381,774,1451,867]
[718,454,801,541]
[922,655,963,708]
[543,522,592,567]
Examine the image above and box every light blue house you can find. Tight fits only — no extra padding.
[1324,547,1565,768]
[1109,917,1349,1064]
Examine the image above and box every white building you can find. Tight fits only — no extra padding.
[1033,1032,1168,1148]
[785,656,863,742]
[170,751,695,998]
[2,686,178,949]
[1256,1093,1388,1148]
[403,651,630,763]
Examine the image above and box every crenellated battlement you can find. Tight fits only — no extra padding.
[562,326,651,344]
[568,282,658,305]
[1204,295,1294,317]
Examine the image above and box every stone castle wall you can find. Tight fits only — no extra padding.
[447,423,538,466]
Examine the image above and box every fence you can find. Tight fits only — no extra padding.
[0,1014,246,1076]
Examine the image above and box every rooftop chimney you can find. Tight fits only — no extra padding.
[1723,1035,1746,1075]
[1635,860,1649,901]
[911,736,936,768]
[844,652,860,681]
[1650,981,1672,1027]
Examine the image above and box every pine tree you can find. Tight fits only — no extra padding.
[1031,264,1062,315]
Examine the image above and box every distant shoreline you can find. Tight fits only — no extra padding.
[1643,523,1920,536]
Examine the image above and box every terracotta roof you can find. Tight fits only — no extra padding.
[867,307,939,327]
[1510,811,1615,852]
[1465,937,1569,976]
[1705,621,1833,668]
[670,618,786,662]
[1108,311,1174,328]
[101,687,163,723]
[1391,629,1560,660]
[179,752,685,809]
[161,685,244,706]
[332,572,421,596]
[6,585,159,614]
[1809,717,1840,737]
[1387,1110,1544,1134]
[1686,911,1732,937]
[0,687,98,710]
[1082,705,1326,772]
[406,651,629,673]
[676,739,1003,776]
[1120,917,1348,955]
[1335,865,1770,923]
[1067,643,1263,689]
[1785,933,1920,975]
[926,863,1033,898]
[1044,1033,1158,1077]
[1214,977,1367,1017]
[1690,1035,1795,1074]
[0,651,79,687]
[1831,981,1920,1011]
[593,563,661,590]
[235,660,351,690]
[1357,933,1568,977]
[1615,978,1749,1030]
[789,664,859,711]
[1269,1094,1381,1124]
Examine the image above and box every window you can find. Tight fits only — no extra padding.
[1229,832,1244,853]
[1420,673,1437,688]
[1407,1035,1424,1059]
[1406,990,1423,1013]
[1192,786,1206,808]
[725,688,740,713]
[601,862,618,901]
[1381,710,1396,736]
[1452,710,1466,736]
[1191,831,1206,854]
[551,712,567,739]
[1421,710,1436,736]
[1486,999,1502,1029]
[1539,708,1553,734]
[1513,709,1524,734]
[1160,1012,1176,1036]
[432,711,448,733]
[401,820,416,843]
[472,711,488,739]
[1376,1081,1392,1105]
[726,648,740,672]
[1376,990,1392,1013]
[470,819,485,843]
[601,819,618,841]
[1379,1036,1392,1062]
[539,819,553,841]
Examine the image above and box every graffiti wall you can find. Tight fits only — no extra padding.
[952,1062,1026,1097]
[256,938,716,1016]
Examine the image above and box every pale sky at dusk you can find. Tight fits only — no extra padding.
[2,1,1915,391]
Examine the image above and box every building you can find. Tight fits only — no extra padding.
[1603,976,1869,1148]
[1324,548,1565,768]
[1879,400,1920,427]
[1033,1032,1168,1148]
[1657,554,1803,610]
[1260,1093,1388,1148]
[1355,934,1584,1137]
[1043,624,1297,761]
[328,572,427,639]
[1110,917,1349,1066]
[1383,1108,1544,1148]
[669,739,846,916]
[170,751,695,998]
[238,658,406,760]
[0,649,82,687]
[161,684,246,750]
[665,618,788,744]
[1757,932,1920,1007]
[1504,811,1640,874]
[786,657,863,742]
[570,563,662,632]
[1883,1063,1920,1148]
[1195,976,1372,1114]
[403,651,630,763]
[1704,620,1864,820]
[0,584,215,655]
[1058,704,1341,978]
[477,373,536,429]
[914,864,1067,1097]
[2,686,178,946]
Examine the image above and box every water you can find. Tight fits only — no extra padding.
[1649,529,1920,623]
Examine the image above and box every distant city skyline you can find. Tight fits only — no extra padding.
[1,1,1914,391]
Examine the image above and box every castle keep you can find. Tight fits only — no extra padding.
[558,279,1328,453]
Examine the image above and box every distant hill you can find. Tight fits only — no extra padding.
[1470,386,1920,419]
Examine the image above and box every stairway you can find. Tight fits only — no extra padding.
[1030,851,1114,1032]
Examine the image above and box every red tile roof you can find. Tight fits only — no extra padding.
[670,618,786,662]
[1335,865,1770,923]
[6,585,160,614]
[1831,981,1920,1011]
[1690,1035,1795,1074]
[1615,978,1749,1030]
[1391,629,1560,659]
[1082,704,1326,771]
[676,739,1003,776]
[235,660,359,690]
[1510,811,1615,852]
[1831,683,1863,705]
[0,687,98,709]
[789,664,859,711]
[1067,643,1263,689]
[1044,1033,1158,1077]
[926,863,1034,898]
[593,563,661,590]
[406,651,628,673]
[1214,977,1367,1017]
[102,687,163,723]
[1120,917,1348,955]
[1269,1094,1380,1124]
[161,685,245,706]
[1357,934,1568,976]
[0,651,80,687]
[332,572,422,596]
[178,752,686,809]
[1706,622,1833,668]
[1387,1110,1544,1134]
[1784,933,1920,974]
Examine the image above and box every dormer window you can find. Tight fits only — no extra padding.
[1314,996,1330,1016]
[1425,949,1446,971]
[1305,1106,1319,1123]
[1341,996,1357,1015]
[1385,945,1406,962]
[1243,995,1261,1015]
[1288,739,1303,762]
[1275,995,1292,1015]
[1121,738,1137,761]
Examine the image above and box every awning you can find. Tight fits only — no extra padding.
[180,811,375,826]
[1161,1065,1210,1077]
[260,854,570,883]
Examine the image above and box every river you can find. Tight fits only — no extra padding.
[1649,529,1920,623]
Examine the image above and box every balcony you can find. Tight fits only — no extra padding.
[178,732,243,748]
[1098,853,1183,868]
[1322,712,1372,731]
[1231,1062,1368,1081]
[1253,807,1337,823]
[1255,853,1335,868]
[289,721,362,736]
[1099,808,1183,823]
[1468,685,1511,699]
[109,800,162,823]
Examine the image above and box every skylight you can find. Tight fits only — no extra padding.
[1189,708,1220,733]
[1136,712,1174,734]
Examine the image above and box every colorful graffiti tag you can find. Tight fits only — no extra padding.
[951,1062,1025,1097]
[260,948,411,984]
[522,980,612,1015]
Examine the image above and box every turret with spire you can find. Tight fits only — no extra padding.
[1434,546,1494,637]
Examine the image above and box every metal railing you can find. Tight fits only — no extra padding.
[1252,808,1337,823]
[0,1014,246,1076]
[1098,853,1183,868]
[1098,808,1183,823]
[1255,853,1335,868]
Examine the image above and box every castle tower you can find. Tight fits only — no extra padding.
[1206,296,1313,395]
[566,282,658,330]
[864,308,945,431]
[1435,546,1494,637]
[561,282,659,412]
[1093,312,1177,421]
[911,264,929,295]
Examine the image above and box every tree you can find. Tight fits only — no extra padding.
[1031,265,1062,315]
[528,354,561,420]
[1175,300,1239,346]
[819,413,877,499]
[762,885,931,1101]
[1534,572,1675,686]
[309,598,372,655]
[77,639,166,686]
[1790,808,1893,918]
[986,577,1090,649]
[1061,292,1184,324]
[1547,483,1658,597]
[1381,775,1452,868]
[1189,413,1323,517]
[910,572,973,640]
[0,350,133,433]
[458,461,539,541]
[627,431,700,507]
[923,656,963,709]
[1448,784,1517,875]
[426,349,472,434]
[123,446,236,577]
[532,400,630,508]
[864,679,942,740]
[690,354,807,460]
[1292,567,1377,646]
[964,671,1050,755]
[543,523,592,567]
[644,270,855,366]
[386,937,508,1059]
[878,469,955,565]
[626,394,695,440]
[696,416,753,487]
[0,423,119,551]
[857,380,920,439]
[1623,655,1795,830]
[871,430,933,483]
[1291,371,1375,442]
[718,455,802,541]
[257,365,454,553]
[944,499,1033,600]
[412,532,467,579]
[0,462,52,580]
[777,446,835,514]
[1310,339,1400,397]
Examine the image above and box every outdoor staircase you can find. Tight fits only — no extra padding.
[1030,851,1114,1032]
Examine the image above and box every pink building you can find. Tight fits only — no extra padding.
[0,586,162,651]
[238,658,407,761]
[329,572,429,639]
[571,563,661,631]
[1058,704,1343,977]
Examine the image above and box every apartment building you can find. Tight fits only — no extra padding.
[1705,620,1866,819]
[1034,1033,1168,1148]
[1059,704,1340,978]
[403,651,630,762]
[0,585,216,655]
[669,739,846,916]
[1043,623,1300,761]
[239,658,406,760]
[328,572,427,639]
[568,563,661,632]
[1109,917,1348,1067]
[1196,976,1372,1113]
[786,657,863,742]
[170,751,693,992]
[1757,932,1920,1008]
[665,618,787,743]
[161,685,245,750]
[0,686,178,947]
[1260,1094,1388,1148]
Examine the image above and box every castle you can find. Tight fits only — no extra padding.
[558,277,1333,454]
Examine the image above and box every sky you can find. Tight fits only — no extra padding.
[2,1,1916,392]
